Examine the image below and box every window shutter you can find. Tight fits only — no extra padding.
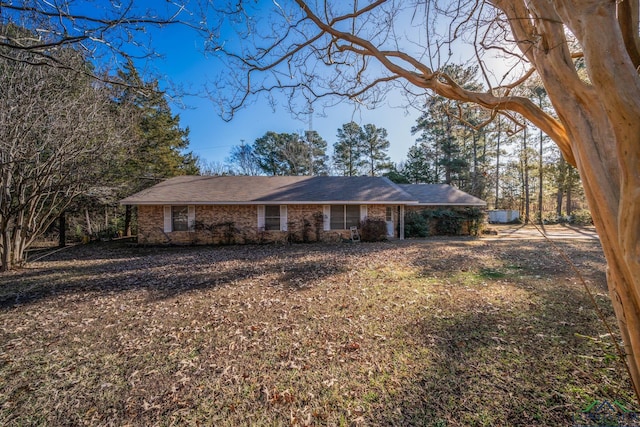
[360,205,368,221]
[257,205,265,229]
[188,205,196,231]
[280,205,288,231]
[323,205,330,231]
[163,206,172,233]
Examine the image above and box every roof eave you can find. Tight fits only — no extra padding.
[120,200,420,206]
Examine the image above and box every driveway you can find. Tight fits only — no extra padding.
[483,224,600,240]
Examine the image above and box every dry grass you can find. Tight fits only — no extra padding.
[0,238,635,426]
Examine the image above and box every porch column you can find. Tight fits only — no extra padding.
[399,205,405,240]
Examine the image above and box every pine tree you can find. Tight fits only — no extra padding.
[360,124,392,176]
[333,122,365,176]
[402,144,434,183]
[109,61,198,235]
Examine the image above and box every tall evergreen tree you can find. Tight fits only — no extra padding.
[411,65,482,187]
[109,61,198,235]
[402,144,434,183]
[253,131,290,176]
[361,124,392,176]
[115,61,197,181]
[301,130,329,176]
[333,122,365,176]
[253,131,328,176]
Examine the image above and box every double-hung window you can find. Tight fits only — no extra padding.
[264,205,281,231]
[329,205,360,230]
[163,205,195,232]
[172,206,189,231]
[258,205,288,231]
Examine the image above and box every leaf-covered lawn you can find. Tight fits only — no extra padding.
[0,239,635,426]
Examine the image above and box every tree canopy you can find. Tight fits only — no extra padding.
[0,34,125,269]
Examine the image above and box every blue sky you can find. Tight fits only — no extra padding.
[143,7,421,168]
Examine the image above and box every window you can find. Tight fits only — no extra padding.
[172,206,189,231]
[163,205,194,232]
[330,205,361,230]
[346,205,360,228]
[386,206,393,222]
[264,205,280,231]
[258,205,287,231]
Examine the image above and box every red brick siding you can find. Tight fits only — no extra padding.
[136,204,400,244]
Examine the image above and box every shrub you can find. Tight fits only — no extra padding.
[464,207,485,236]
[542,212,561,224]
[429,209,464,235]
[286,220,299,244]
[312,211,324,242]
[570,209,593,225]
[359,218,387,242]
[404,211,429,238]
[301,217,313,243]
[194,221,239,245]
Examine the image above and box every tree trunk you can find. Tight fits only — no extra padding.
[494,0,640,395]
[495,117,501,209]
[538,129,544,223]
[472,131,479,196]
[535,3,640,396]
[85,208,93,237]
[124,205,132,237]
[520,125,530,224]
[59,211,66,248]
[0,227,10,272]
[556,188,563,217]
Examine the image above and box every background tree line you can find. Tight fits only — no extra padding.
[394,66,587,224]
[211,121,393,178]
[216,67,588,225]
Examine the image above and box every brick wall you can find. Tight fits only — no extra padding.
[136,204,400,245]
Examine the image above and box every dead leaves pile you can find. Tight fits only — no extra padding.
[0,239,634,426]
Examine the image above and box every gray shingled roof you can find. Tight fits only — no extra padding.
[120,175,417,205]
[398,184,487,206]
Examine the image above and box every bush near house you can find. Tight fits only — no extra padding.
[359,218,387,242]
[404,207,485,238]
[404,211,430,238]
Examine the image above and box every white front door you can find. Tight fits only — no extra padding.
[386,206,394,237]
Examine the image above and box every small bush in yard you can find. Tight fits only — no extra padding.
[359,218,387,242]
[570,209,593,225]
[405,211,429,237]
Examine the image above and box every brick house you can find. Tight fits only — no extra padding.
[120,176,486,245]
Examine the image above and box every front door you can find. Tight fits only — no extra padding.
[386,206,394,237]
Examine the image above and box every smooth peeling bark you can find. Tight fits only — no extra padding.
[551,0,640,397]
[489,0,640,396]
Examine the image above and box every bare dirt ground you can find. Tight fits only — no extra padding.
[486,223,599,240]
[0,237,635,426]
